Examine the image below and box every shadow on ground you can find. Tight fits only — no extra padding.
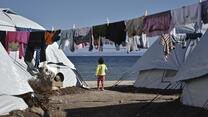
[65,99,208,117]
[105,85,182,95]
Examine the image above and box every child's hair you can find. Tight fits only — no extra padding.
[98,57,104,64]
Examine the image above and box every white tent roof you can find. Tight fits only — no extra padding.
[0,43,33,95]
[7,13,45,30]
[173,29,208,81]
[133,38,187,72]
[0,8,45,31]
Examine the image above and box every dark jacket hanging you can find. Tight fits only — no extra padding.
[0,31,6,48]
[24,31,46,63]
[106,21,126,45]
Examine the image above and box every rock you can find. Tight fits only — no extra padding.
[30,106,45,116]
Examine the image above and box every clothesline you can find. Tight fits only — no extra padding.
[0,1,208,65]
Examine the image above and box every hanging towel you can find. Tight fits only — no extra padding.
[74,27,92,45]
[171,3,201,31]
[201,1,208,24]
[106,21,126,45]
[160,34,175,58]
[126,16,144,37]
[59,29,75,52]
[143,11,171,37]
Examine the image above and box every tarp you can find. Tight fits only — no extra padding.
[132,38,187,89]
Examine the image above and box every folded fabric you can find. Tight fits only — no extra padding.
[143,11,171,37]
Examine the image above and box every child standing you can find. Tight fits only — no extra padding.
[96,57,107,91]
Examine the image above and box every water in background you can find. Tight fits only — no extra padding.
[68,56,140,81]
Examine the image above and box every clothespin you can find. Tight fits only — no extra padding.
[144,10,148,16]
[73,24,76,29]
[51,26,54,31]
[106,17,110,26]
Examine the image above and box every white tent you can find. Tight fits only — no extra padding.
[0,8,45,31]
[130,38,188,89]
[45,42,85,87]
[173,29,208,108]
[9,42,85,88]
[0,43,33,115]
[121,24,201,90]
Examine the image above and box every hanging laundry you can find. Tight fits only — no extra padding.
[160,34,175,58]
[34,49,41,68]
[106,21,126,45]
[92,24,107,40]
[126,36,138,53]
[115,43,120,51]
[24,31,46,64]
[126,16,144,37]
[44,30,61,45]
[141,33,149,48]
[89,35,94,51]
[170,27,187,47]
[143,11,171,37]
[171,3,201,31]
[59,29,75,52]
[73,27,92,45]
[5,31,30,59]
[201,1,208,24]
[93,36,103,51]
[0,31,6,48]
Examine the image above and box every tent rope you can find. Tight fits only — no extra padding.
[111,71,131,87]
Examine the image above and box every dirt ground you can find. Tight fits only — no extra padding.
[2,82,208,117]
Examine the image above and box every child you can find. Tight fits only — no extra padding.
[96,57,107,91]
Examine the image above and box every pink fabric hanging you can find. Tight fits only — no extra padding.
[5,31,30,59]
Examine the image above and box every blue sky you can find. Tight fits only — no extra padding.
[0,0,199,30]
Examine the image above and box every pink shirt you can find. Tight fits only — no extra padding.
[5,31,30,59]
